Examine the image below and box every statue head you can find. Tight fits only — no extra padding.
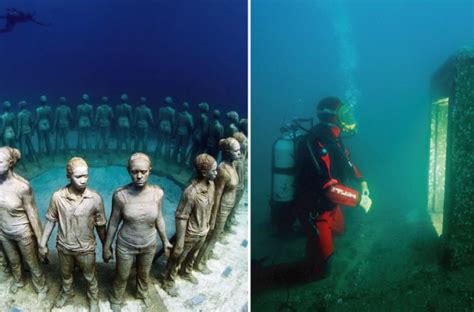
[194,153,217,181]
[3,101,12,111]
[219,137,241,161]
[198,102,209,113]
[0,147,21,175]
[18,100,27,110]
[164,96,174,106]
[226,111,239,124]
[66,157,89,192]
[233,131,248,155]
[128,153,152,188]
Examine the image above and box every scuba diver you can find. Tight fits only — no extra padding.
[0,8,50,34]
[253,96,373,290]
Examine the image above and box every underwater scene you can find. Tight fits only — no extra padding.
[0,0,248,311]
[251,0,474,311]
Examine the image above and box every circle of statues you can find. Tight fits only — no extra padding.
[0,94,248,311]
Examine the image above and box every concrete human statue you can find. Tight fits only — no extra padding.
[205,109,225,160]
[17,100,39,163]
[223,131,248,237]
[155,96,176,159]
[39,157,106,311]
[0,147,48,301]
[239,118,248,137]
[36,95,53,156]
[161,153,217,297]
[0,101,17,147]
[76,93,94,152]
[115,93,133,153]
[133,96,154,153]
[172,101,194,163]
[188,102,209,165]
[194,137,241,273]
[54,96,74,154]
[95,96,114,152]
[225,111,240,138]
[103,152,172,311]
[0,244,9,273]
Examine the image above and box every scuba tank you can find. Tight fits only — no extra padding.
[271,118,312,232]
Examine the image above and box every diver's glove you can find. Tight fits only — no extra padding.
[359,194,372,213]
[361,181,370,196]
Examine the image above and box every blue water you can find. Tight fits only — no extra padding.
[0,0,247,117]
[251,0,474,309]
[30,165,182,260]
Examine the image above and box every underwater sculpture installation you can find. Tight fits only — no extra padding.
[0,147,48,301]
[76,94,94,152]
[115,94,133,153]
[133,97,154,153]
[173,102,194,164]
[39,157,106,312]
[36,95,53,156]
[54,97,74,154]
[0,101,17,148]
[223,132,248,237]
[95,96,114,152]
[188,102,210,164]
[17,100,39,163]
[103,152,172,311]
[161,153,217,296]
[156,96,176,159]
[194,137,241,273]
[205,110,225,160]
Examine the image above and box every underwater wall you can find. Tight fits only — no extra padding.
[431,47,474,267]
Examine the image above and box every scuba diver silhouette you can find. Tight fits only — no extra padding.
[0,8,50,33]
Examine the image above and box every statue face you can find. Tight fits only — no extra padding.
[229,141,242,161]
[129,160,151,187]
[205,162,218,181]
[69,166,89,191]
[0,153,11,175]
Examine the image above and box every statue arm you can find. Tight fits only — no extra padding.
[104,192,123,250]
[22,185,43,244]
[95,196,107,246]
[155,191,172,254]
[209,167,228,230]
[39,219,55,247]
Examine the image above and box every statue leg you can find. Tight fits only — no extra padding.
[110,248,134,306]
[18,237,47,294]
[57,250,76,300]
[75,252,99,304]
[1,237,26,291]
[135,245,156,304]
